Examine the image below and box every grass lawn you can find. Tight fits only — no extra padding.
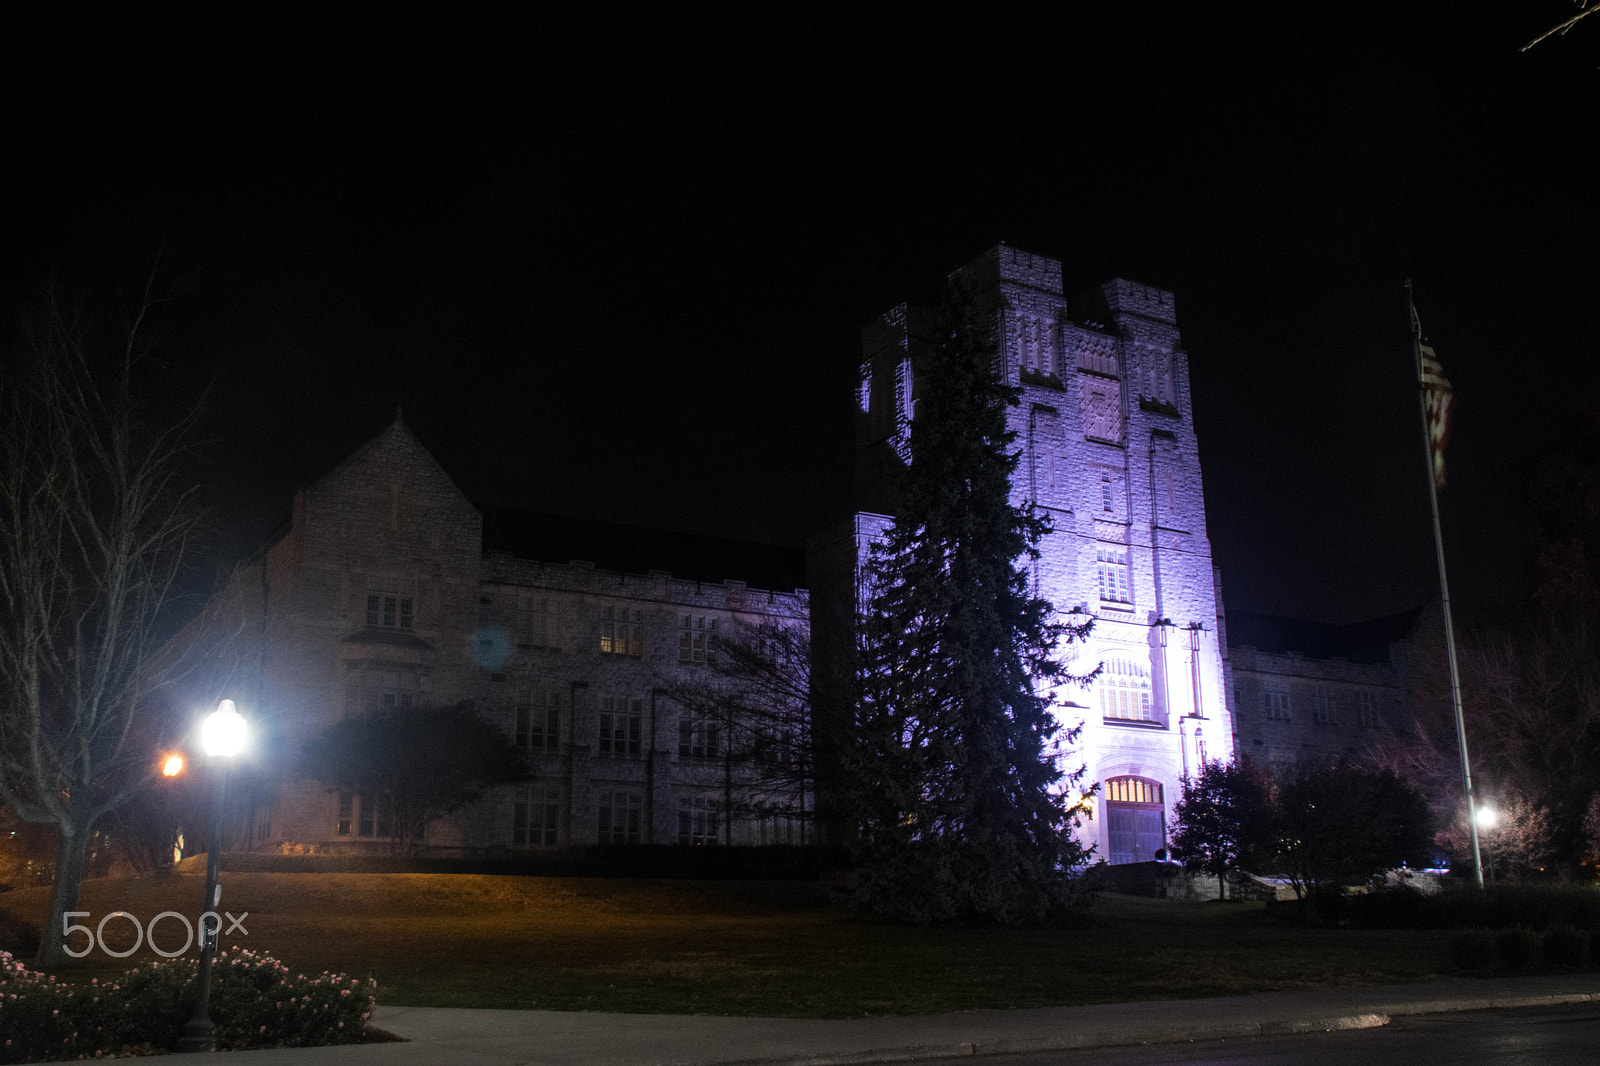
[3,874,1453,1018]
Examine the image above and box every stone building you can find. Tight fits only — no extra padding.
[190,416,810,854]
[812,246,1237,866]
[1226,606,1439,777]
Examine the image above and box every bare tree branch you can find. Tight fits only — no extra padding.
[0,285,204,964]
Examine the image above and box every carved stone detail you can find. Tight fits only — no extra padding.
[1081,376,1125,444]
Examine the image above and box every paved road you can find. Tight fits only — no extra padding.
[892,1002,1600,1066]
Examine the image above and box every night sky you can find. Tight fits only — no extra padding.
[3,7,1597,624]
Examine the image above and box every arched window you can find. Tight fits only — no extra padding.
[1099,657,1152,721]
[1104,775,1165,865]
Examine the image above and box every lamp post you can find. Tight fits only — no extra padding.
[176,700,246,1054]
[1475,803,1497,886]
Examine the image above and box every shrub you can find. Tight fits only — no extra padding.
[1495,927,1541,971]
[1346,886,1426,929]
[0,947,376,1062]
[1422,885,1600,931]
[1542,924,1586,968]
[1447,928,1496,972]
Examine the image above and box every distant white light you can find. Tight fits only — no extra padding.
[202,699,247,758]
[1475,804,1497,831]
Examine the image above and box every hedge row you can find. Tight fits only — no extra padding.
[1345,885,1600,930]
[0,948,374,1063]
[1448,925,1600,972]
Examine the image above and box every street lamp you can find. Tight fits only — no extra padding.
[176,699,246,1054]
[1475,803,1497,885]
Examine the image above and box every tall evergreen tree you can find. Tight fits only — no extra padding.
[845,286,1094,924]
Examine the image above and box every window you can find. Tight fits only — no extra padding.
[753,811,805,846]
[597,791,642,844]
[598,696,643,757]
[346,668,419,715]
[1097,548,1131,604]
[1263,688,1291,720]
[337,793,390,838]
[678,615,718,664]
[1101,474,1114,511]
[515,688,561,751]
[678,796,720,845]
[1355,691,1379,728]
[679,711,720,760]
[519,595,560,649]
[754,725,794,765]
[512,787,559,847]
[1310,686,1335,724]
[366,592,414,630]
[1100,657,1153,721]
[600,607,643,656]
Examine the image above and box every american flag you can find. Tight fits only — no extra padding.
[1419,342,1454,490]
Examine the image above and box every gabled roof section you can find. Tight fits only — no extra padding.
[305,409,475,513]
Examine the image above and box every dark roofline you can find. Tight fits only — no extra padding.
[1225,607,1424,664]
[478,507,807,594]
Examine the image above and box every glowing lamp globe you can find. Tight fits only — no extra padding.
[202,700,247,759]
[1475,805,1497,831]
[161,754,185,777]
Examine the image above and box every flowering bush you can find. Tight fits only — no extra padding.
[0,947,376,1062]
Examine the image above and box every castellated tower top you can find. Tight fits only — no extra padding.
[1078,278,1178,328]
[950,244,1066,296]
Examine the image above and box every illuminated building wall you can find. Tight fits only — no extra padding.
[835,245,1237,865]
[188,417,810,854]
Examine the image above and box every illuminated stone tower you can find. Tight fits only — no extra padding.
[824,245,1236,865]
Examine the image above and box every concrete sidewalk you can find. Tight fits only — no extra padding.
[167,974,1600,1066]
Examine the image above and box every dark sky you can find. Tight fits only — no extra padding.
[3,6,1597,623]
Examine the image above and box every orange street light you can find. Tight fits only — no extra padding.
[161,754,186,778]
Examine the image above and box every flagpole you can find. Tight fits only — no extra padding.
[1407,279,1484,889]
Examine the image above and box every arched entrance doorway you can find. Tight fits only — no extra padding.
[1105,776,1165,864]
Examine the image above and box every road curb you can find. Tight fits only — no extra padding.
[687,991,1600,1066]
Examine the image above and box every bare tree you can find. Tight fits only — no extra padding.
[1381,610,1600,879]
[1523,2,1600,52]
[0,289,201,964]
[662,620,814,844]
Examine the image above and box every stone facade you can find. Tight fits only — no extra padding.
[823,245,1237,865]
[196,417,810,854]
[1226,607,1439,777]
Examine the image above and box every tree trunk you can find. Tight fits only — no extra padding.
[37,799,95,967]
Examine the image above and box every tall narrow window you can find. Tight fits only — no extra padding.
[598,696,642,757]
[600,607,643,656]
[1101,474,1114,511]
[1097,548,1132,604]
[1355,691,1379,728]
[678,615,718,664]
[678,796,720,845]
[597,791,642,844]
[520,595,560,649]
[1310,686,1335,724]
[513,787,560,847]
[678,711,720,760]
[1099,658,1153,721]
[515,689,561,751]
